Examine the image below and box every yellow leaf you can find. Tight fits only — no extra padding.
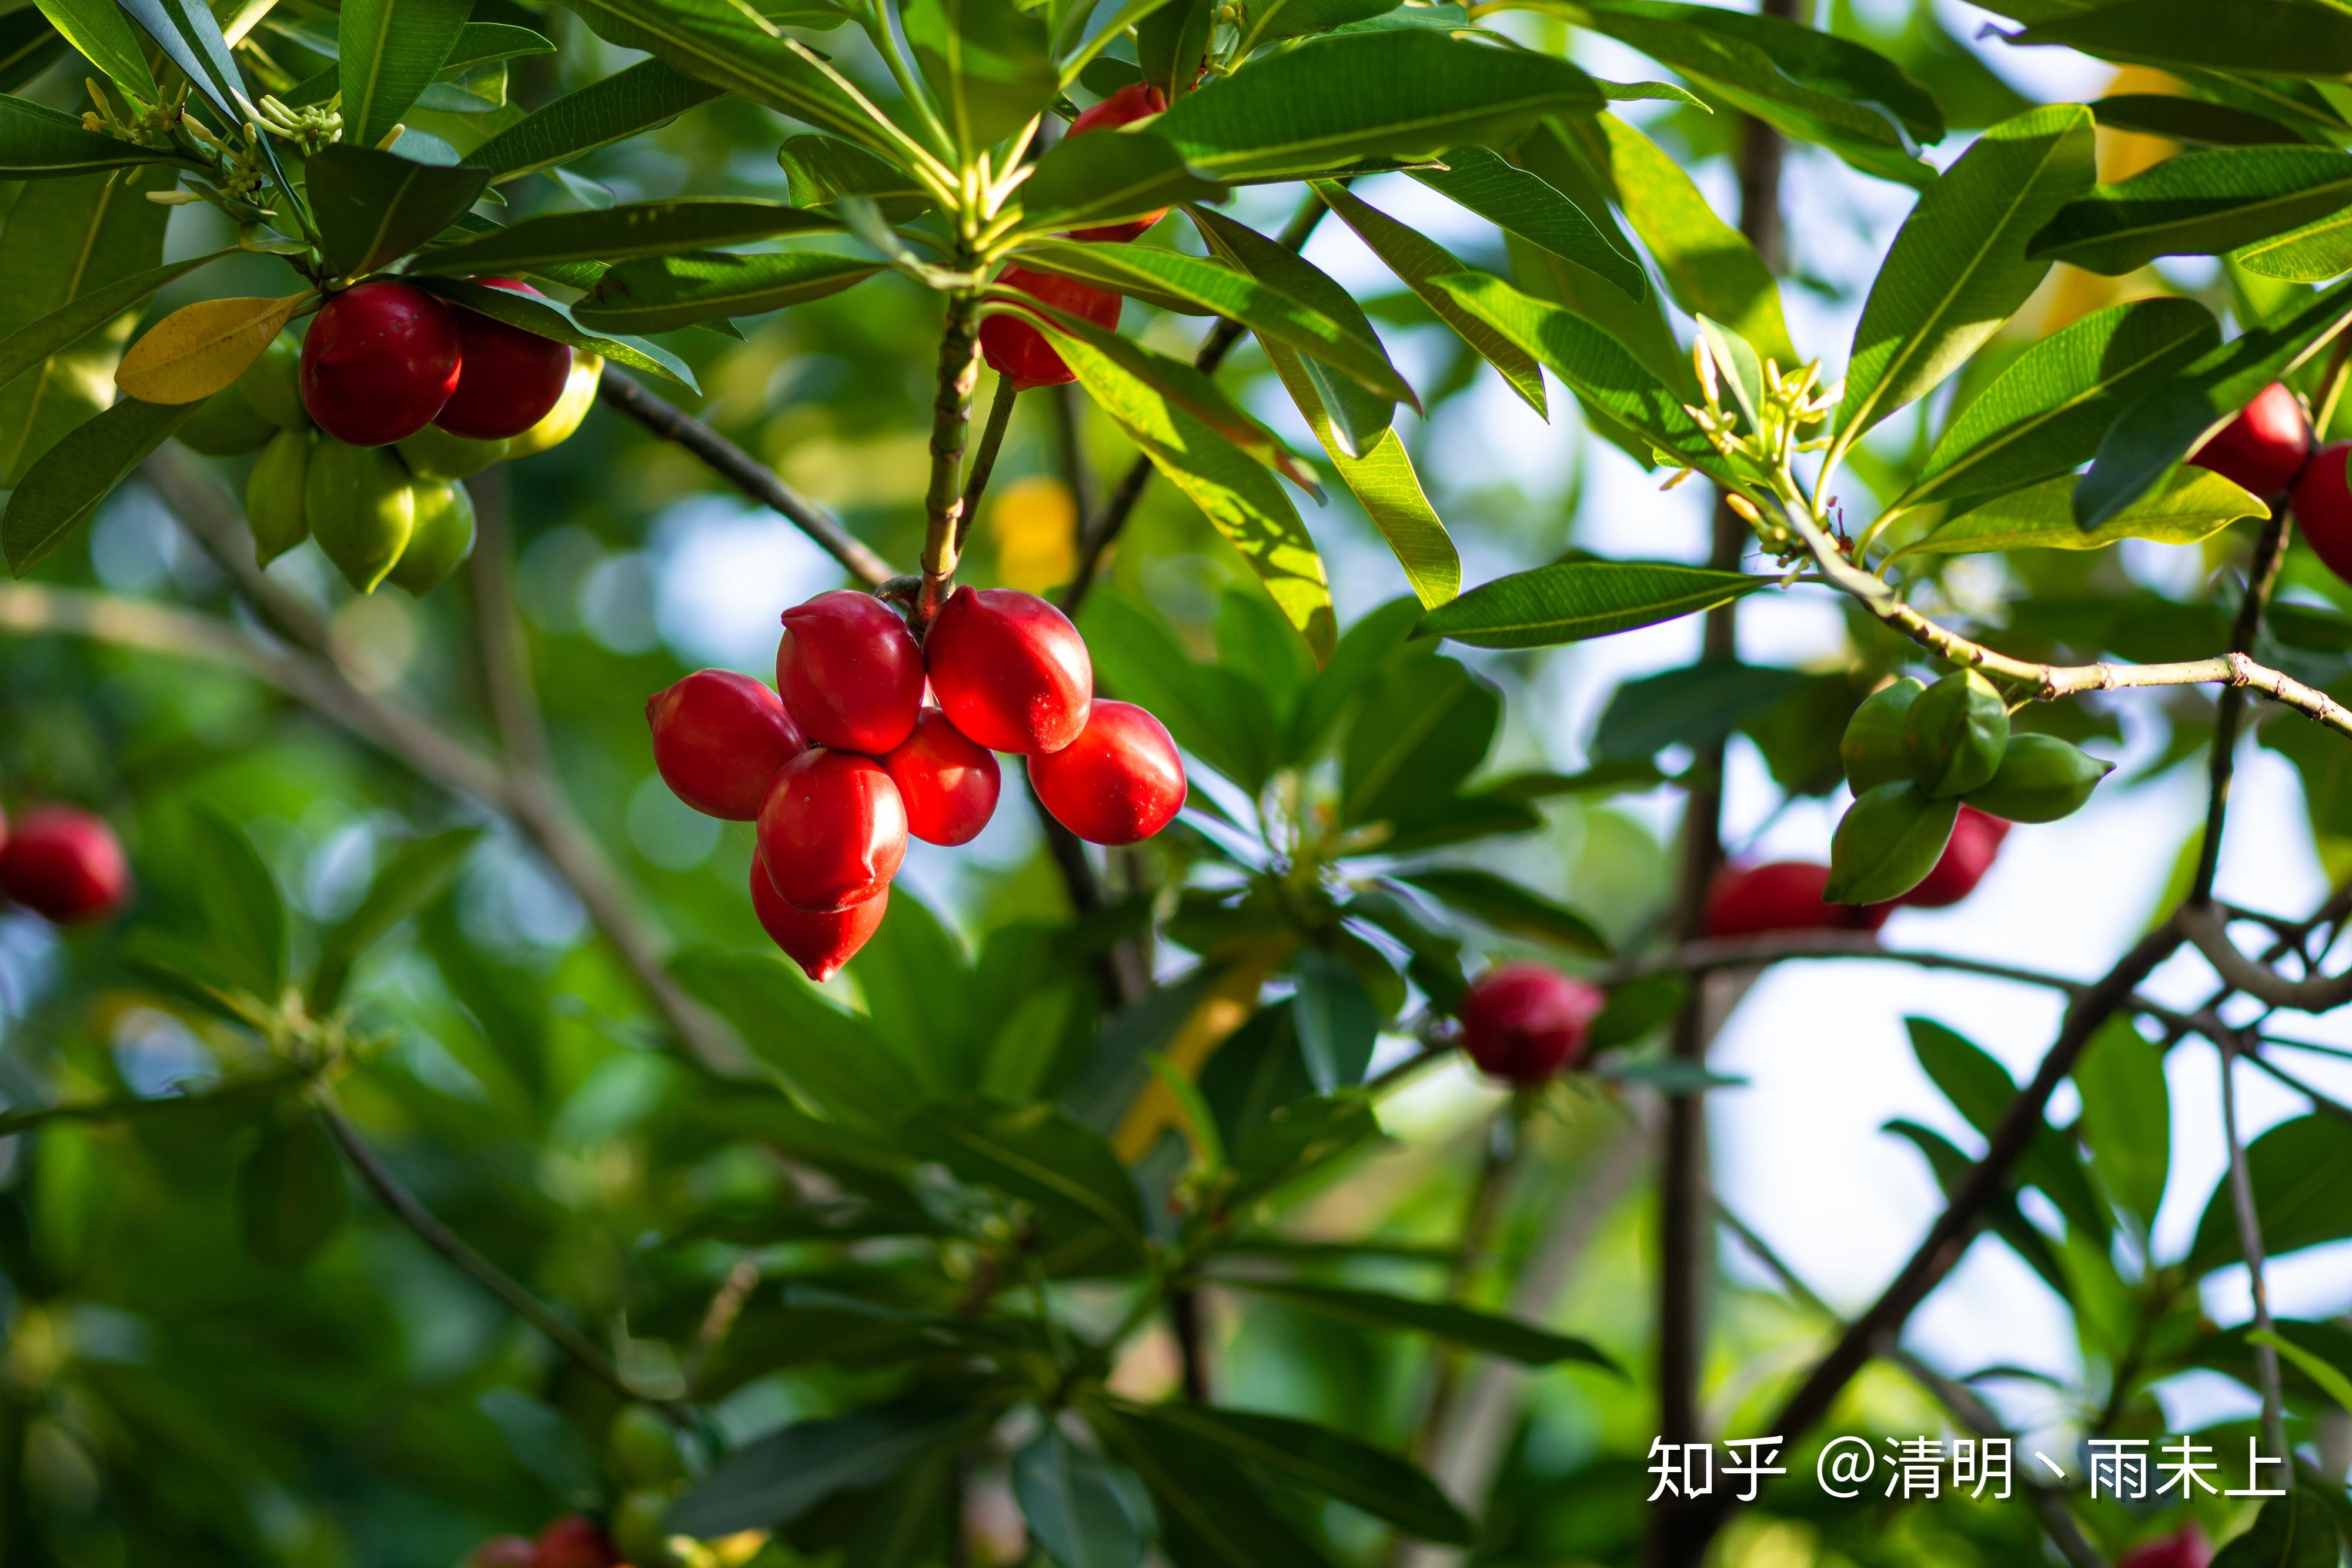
[115,292,313,405]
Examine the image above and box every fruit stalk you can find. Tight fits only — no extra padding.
[919,287,986,624]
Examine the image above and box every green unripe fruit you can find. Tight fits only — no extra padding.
[246,429,312,566]
[397,423,506,481]
[386,479,475,596]
[609,1403,686,1487]
[237,335,308,430]
[178,384,276,456]
[503,351,600,457]
[611,1488,676,1568]
[1902,670,2009,798]
[1964,733,2113,823]
[305,440,413,593]
[1825,781,1960,905]
[1841,677,1923,795]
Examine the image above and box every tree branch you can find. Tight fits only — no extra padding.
[2191,502,2295,901]
[2218,1032,2291,1462]
[918,289,985,621]
[2178,901,2352,1012]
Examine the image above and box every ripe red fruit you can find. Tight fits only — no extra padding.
[646,669,807,820]
[2117,1526,2211,1568]
[299,280,462,447]
[1066,85,1172,242]
[882,709,1002,845]
[756,750,908,912]
[1897,804,2010,909]
[433,278,574,442]
[2291,439,2352,582]
[925,586,1093,754]
[1459,962,1605,1084]
[2189,382,2312,496]
[0,807,129,924]
[1028,700,1184,845]
[775,590,925,755]
[751,855,888,982]
[533,1516,620,1568]
[980,266,1122,389]
[1703,861,1891,939]
[467,1537,537,1568]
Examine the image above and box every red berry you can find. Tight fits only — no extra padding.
[533,1516,620,1568]
[1897,804,2010,909]
[775,590,925,755]
[756,749,908,912]
[1066,85,1172,242]
[751,854,888,982]
[298,280,461,447]
[433,279,573,442]
[881,709,1002,845]
[924,586,1093,754]
[2117,1526,2211,1568]
[2189,382,2312,496]
[1459,962,1604,1084]
[0,807,129,924]
[1703,861,1890,939]
[980,266,1122,389]
[646,669,807,821]
[467,1537,537,1568]
[2291,439,2352,583]
[1028,700,1184,845]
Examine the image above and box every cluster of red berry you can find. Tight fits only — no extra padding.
[2118,1526,2211,1568]
[649,586,1185,981]
[0,804,129,925]
[468,1514,619,1568]
[1704,805,2010,941]
[2190,380,2352,579]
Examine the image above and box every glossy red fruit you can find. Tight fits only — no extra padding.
[1459,962,1605,1084]
[2291,439,2352,583]
[1703,861,1891,938]
[467,1537,537,1568]
[980,266,1122,389]
[1897,804,2010,908]
[646,669,807,820]
[0,807,128,924]
[775,590,925,755]
[533,1516,620,1568]
[2117,1526,2211,1568]
[756,750,908,912]
[882,709,1002,845]
[1029,700,1184,845]
[2190,382,2312,496]
[1066,84,1172,242]
[751,855,888,982]
[433,278,573,442]
[298,280,462,447]
[925,586,1093,754]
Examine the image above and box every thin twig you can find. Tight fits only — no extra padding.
[2192,500,2296,902]
[957,373,1018,553]
[684,1257,762,1393]
[1406,1105,1526,1467]
[2219,1035,2291,1462]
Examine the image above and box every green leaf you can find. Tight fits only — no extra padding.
[667,1399,978,1536]
[1290,948,1377,1091]
[1884,1116,2069,1296]
[1014,1428,1147,1568]
[779,133,934,220]
[0,94,192,178]
[1593,661,1802,758]
[2029,146,2352,277]
[236,1114,348,1269]
[1081,584,1267,787]
[464,58,723,182]
[2206,1490,2340,1568]
[1826,781,1959,904]
[2234,205,2352,284]
[1832,103,2096,459]
[0,13,65,93]
[32,0,157,99]
[1227,1092,1381,1207]
[2092,94,2302,151]
[340,0,472,148]
[417,275,698,389]
[1407,144,1643,302]
[1217,1278,1621,1369]
[2015,0,2352,81]
[2189,1113,2352,1273]
[671,949,920,1132]
[3,394,191,574]
[442,21,557,69]
[0,250,229,399]
[1135,0,1211,103]
[1415,558,1766,649]
[1132,1403,1471,1544]
[307,144,489,279]
[906,0,1055,156]
[844,886,973,1096]
[1899,468,2264,560]
[2075,1017,2170,1231]
[416,199,840,276]
[2248,1330,2352,1414]
[574,250,881,333]
[1340,656,1497,828]
[1150,30,1602,181]
[310,828,482,1012]
[1395,866,1608,956]
[477,1389,600,1510]
[1018,129,1226,236]
[1083,1400,1339,1568]
[1898,296,2218,511]
[188,805,286,999]
[907,1097,1149,1268]
[1058,0,1181,84]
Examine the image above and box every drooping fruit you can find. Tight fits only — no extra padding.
[433,279,574,441]
[647,669,808,820]
[305,439,415,593]
[924,585,1093,753]
[298,280,462,447]
[979,266,1123,389]
[1459,961,1604,1084]
[467,1537,537,1568]
[505,352,602,458]
[1065,84,1172,242]
[2291,439,2352,583]
[0,806,129,924]
[756,749,908,912]
[751,855,888,982]
[386,479,476,596]
[1028,700,1184,845]
[2189,382,2312,496]
[610,1489,675,1568]
[237,334,308,430]
[533,1515,622,1568]
[2116,1526,2211,1568]
[882,708,1002,845]
[775,590,926,755]
[1702,862,1890,938]
[608,1404,686,1488]
[1896,804,2009,908]
[1965,733,2112,823]
[245,428,312,567]
[178,382,277,455]
[397,422,507,481]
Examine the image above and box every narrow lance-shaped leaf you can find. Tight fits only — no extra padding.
[2029,146,2352,277]
[1016,130,1226,238]
[2013,0,2352,81]
[32,0,158,99]
[3,396,194,574]
[577,250,883,333]
[1122,1402,1472,1545]
[1012,1427,1148,1568]
[0,248,230,395]
[1215,1278,1621,1369]
[666,1400,979,1537]
[307,144,489,279]
[114,292,311,404]
[1081,1400,1339,1568]
[2187,1112,2352,1273]
[115,0,296,196]
[1416,557,1768,648]
[341,0,473,148]
[188,804,288,998]
[0,13,65,92]
[904,0,1055,156]
[419,275,699,389]
[1406,144,1646,303]
[1394,866,1607,955]
[440,21,557,69]
[1893,469,2266,561]
[0,95,196,178]
[415,200,841,276]
[463,58,723,182]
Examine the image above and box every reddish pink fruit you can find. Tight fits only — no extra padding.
[2117,1526,2211,1568]
[2190,382,2312,496]
[2291,439,2352,583]
[924,586,1093,754]
[1066,85,1172,242]
[646,669,807,820]
[1028,700,1184,845]
[1897,805,2010,909]
[467,1537,537,1568]
[299,279,462,447]
[980,266,1123,389]
[775,590,925,755]
[0,807,128,924]
[433,278,573,441]
[533,1516,620,1568]
[882,709,1002,845]
[756,750,907,912]
[751,855,888,982]
[1459,962,1605,1083]
[1703,861,1891,939]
